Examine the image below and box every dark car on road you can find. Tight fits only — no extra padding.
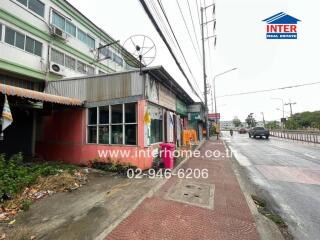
[249,127,270,139]
[238,128,247,134]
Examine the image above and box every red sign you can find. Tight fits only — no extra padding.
[208,113,220,120]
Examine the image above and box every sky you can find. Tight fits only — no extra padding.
[68,0,320,122]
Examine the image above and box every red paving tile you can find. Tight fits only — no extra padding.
[106,140,259,240]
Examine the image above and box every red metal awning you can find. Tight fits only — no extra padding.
[0,83,83,106]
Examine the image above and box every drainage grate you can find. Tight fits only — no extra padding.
[165,180,214,209]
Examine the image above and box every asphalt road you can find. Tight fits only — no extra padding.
[223,131,320,240]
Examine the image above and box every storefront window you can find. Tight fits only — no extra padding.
[112,104,123,123]
[150,119,163,144]
[111,125,123,144]
[99,126,109,144]
[87,103,137,145]
[148,104,163,144]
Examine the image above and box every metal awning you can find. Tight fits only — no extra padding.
[0,83,83,106]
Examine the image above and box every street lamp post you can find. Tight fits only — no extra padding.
[213,67,237,139]
[271,98,285,119]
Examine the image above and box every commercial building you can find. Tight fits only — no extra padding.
[36,66,194,169]
[0,0,139,156]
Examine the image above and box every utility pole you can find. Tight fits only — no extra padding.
[285,100,296,117]
[201,7,209,140]
[261,112,265,126]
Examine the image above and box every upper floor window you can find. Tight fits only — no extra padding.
[52,11,76,37]
[113,53,123,67]
[5,26,42,57]
[52,11,95,49]
[51,48,94,74]
[17,0,45,17]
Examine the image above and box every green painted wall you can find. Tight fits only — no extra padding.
[0,8,115,80]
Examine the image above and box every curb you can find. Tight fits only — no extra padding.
[222,139,285,240]
[96,140,206,240]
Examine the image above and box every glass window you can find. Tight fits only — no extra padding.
[15,31,25,50]
[125,125,137,145]
[98,70,106,75]
[66,20,76,37]
[0,24,2,41]
[17,0,28,6]
[99,126,109,144]
[5,27,15,46]
[87,126,97,144]
[111,125,123,144]
[28,0,45,17]
[77,28,86,43]
[77,61,87,74]
[125,103,136,123]
[86,35,95,49]
[113,53,123,66]
[150,119,163,144]
[99,106,109,124]
[87,65,95,76]
[34,40,42,57]
[51,48,64,65]
[65,55,76,70]
[88,108,97,125]
[52,11,65,30]
[112,104,123,124]
[25,36,35,54]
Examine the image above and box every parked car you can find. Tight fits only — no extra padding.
[249,127,270,139]
[239,128,247,134]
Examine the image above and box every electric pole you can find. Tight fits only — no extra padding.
[201,7,209,140]
[285,100,296,117]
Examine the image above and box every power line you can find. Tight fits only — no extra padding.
[175,0,202,63]
[138,0,204,102]
[186,0,202,57]
[217,81,320,98]
[157,0,203,97]
[148,0,176,49]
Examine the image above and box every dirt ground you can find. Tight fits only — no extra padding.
[0,170,158,240]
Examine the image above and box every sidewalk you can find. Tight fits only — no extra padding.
[106,140,259,240]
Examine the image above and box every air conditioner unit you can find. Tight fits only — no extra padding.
[49,62,65,76]
[50,26,68,40]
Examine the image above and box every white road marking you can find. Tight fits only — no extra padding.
[304,153,317,159]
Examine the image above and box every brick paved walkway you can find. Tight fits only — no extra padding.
[106,140,259,240]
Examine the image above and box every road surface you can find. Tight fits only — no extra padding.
[223,132,320,240]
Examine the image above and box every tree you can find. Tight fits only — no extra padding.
[232,117,242,128]
[285,111,320,130]
[245,113,257,128]
[265,121,280,130]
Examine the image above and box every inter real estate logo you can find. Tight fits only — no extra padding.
[263,12,301,39]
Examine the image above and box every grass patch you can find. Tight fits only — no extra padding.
[251,195,287,228]
[91,159,136,176]
[0,153,77,200]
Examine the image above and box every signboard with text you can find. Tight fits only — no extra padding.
[208,113,220,120]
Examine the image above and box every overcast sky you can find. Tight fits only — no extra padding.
[68,0,320,122]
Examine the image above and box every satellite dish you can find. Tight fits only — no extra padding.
[122,35,156,73]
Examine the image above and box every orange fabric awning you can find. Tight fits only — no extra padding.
[0,83,82,106]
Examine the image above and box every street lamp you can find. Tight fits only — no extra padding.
[212,67,237,139]
[271,98,285,118]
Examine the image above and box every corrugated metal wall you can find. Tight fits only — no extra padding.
[159,84,176,111]
[46,72,144,102]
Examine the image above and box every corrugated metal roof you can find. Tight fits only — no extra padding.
[46,71,144,103]
[0,83,82,106]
